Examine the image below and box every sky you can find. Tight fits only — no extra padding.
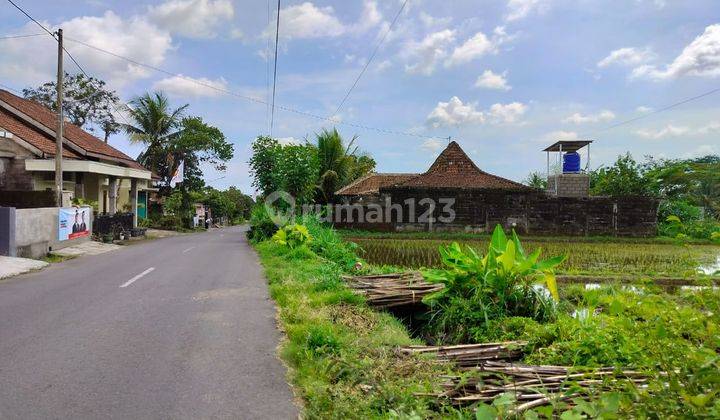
[1,0,719,194]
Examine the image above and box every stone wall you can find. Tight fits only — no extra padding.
[334,187,659,237]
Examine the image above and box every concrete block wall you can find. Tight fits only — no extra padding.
[547,174,590,198]
[14,207,93,258]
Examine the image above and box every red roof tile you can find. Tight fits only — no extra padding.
[394,141,529,190]
[0,89,146,171]
[336,173,418,196]
[0,108,80,158]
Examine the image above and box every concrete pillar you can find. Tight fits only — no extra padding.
[108,177,117,214]
[0,207,16,257]
[130,178,138,228]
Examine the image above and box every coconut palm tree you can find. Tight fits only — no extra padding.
[123,92,188,177]
[315,128,358,203]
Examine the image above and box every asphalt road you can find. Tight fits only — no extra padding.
[0,226,297,419]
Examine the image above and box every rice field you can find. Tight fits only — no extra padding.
[347,237,720,277]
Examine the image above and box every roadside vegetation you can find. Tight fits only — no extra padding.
[250,208,720,418]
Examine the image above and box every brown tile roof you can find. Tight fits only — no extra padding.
[393,141,529,190]
[335,172,418,196]
[0,89,147,171]
[0,108,80,158]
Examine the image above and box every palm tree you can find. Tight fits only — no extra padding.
[123,92,188,179]
[316,128,357,203]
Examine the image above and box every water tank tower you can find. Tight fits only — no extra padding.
[542,140,592,197]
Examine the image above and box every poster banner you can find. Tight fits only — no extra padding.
[59,206,91,241]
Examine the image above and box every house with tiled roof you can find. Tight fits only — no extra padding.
[0,89,152,223]
[334,141,659,236]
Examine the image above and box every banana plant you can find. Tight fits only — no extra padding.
[423,225,566,325]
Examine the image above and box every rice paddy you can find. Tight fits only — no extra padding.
[346,236,720,277]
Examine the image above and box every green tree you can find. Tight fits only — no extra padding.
[249,136,283,197]
[124,92,233,194]
[524,171,547,189]
[315,128,363,203]
[23,72,122,141]
[590,153,652,196]
[124,92,188,179]
[248,136,318,204]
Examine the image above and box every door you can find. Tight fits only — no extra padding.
[137,191,147,219]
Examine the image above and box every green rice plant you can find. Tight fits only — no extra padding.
[422,225,565,344]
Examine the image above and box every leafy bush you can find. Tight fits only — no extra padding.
[247,204,279,243]
[660,214,720,241]
[272,223,312,249]
[422,225,565,343]
[302,215,361,269]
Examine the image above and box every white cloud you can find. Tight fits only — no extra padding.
[420,138,444,152]
[630,24,720,80]
[277,137,302,145]
[352,1,382,33]
[149,0,234,39]
[562,110,615,124]
[427,96,484,128]
[636,122,720,139]
[266,1,381,40]
[597,47,655,67]
[445,27,511,67]
[636,106,653,113]
[403,29,456,75]
[374,59,392,72]
[0,12,173,87]
[418,12,452,28]
[541,130,579,142]
[505,0,548,22]
[153,75,228,97]
[271,2,344,39]
[426,96,527,128]
[488,102,527,124]
[684,144,718,158]
[635,124,690,139]
[474,70,511,90]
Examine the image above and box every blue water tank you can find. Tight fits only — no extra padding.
[563,152,581,173]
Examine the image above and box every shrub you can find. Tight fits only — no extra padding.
[302,215,361,269]
[272,224,312,249]
[422,225,565,343]
[247,204,278,242]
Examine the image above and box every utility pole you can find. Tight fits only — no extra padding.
[55,28,64,207]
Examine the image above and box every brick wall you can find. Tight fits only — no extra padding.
[334,187,659,237]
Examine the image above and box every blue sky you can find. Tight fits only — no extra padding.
[1,0,719,194]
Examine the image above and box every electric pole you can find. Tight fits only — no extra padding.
[55,28,64,207]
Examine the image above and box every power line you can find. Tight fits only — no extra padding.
[266,0,272,135]
[63,36,447,140]
[270,0,281,136]
[5,0,55,38]
[0,32,45,40]
[333,0,408,116]
[4,0,132,128]
[591,87,720,135]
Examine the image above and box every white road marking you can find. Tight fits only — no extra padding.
[182,246,196,253]
[119,267,155,288]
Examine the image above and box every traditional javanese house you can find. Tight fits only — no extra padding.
[335,141,658,236]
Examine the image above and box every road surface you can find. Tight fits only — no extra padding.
[0,226,297,419]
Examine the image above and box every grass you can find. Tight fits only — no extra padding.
[254,222,720,418]
[254,242,447,418]
[42,253,76,263]
[347,237,720,278]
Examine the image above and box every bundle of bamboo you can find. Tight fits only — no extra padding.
[398,341,527,367]
[425,361,650,413]
[342,272,443,308]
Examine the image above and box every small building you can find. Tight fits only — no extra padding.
[335,141,658,236]
[0,89,152,225]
